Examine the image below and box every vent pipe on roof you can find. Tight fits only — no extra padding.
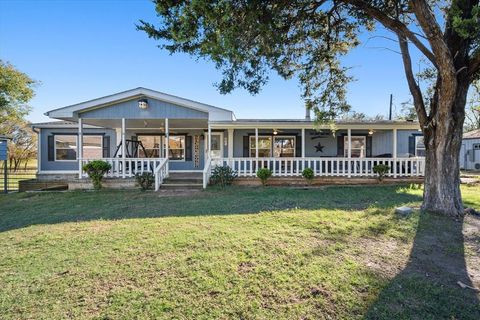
[305,106,311,121]
[389,94,393,120]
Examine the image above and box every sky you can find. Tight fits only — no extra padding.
[0,0,417,123]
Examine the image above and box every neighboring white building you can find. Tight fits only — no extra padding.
[460,129,480,171]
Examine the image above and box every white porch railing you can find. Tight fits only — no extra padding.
[80,158,166,179]
[202,157,212,189]
[154,158,169,191]
[210,157,425,178]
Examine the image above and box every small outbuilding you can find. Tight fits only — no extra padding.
[460,129,480,171]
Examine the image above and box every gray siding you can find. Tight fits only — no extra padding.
[232,129,421,158]
[39,127,117,172]
[79,98,208,120]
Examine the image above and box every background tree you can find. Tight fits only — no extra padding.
[0,60,37,170]
[139,0,480,216]
[464,80,480,131]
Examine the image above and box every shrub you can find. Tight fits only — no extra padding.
[302,168,314,185]
[373,164,390,182]
[210,165,237,188]
[256,168,272,186]
[135,172,155,191]
[82,160,111,190]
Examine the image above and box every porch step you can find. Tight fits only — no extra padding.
[164,178,203,184]
[159,172,203,190]
[160,183,203,190]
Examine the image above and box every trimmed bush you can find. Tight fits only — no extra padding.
[302,168,314,185]
[82,160,111,190]
[135,172,155,191]
[256,168,272,186]
[210,165,237,188]
[373,164,390,182]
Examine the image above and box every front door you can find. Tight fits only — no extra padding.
[210,133,223,159]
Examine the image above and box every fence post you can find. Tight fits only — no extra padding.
[3,159,7,194]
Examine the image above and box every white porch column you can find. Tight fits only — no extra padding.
[393,128,398,178]
[165,118,169,171]
[207,123,211,159]
[228,128,234,158]
[255,128,259,158]
[301,128,305,158]
[121,118,126,179]
[78,118,83,179]
[347,128,352,178]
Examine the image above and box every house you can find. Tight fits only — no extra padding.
[460,129,480,171]
[31,87,425,190]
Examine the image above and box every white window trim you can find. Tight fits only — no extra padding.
[137,135,162,158]
[249,135,273,157]
[54,134,103,162]
[167,135,186,162]
[415,135,425,157]
[249,135,297,158]
[273,135,296,157]
[82,135,104,160]
[344,136,366,158]
[54,135,77,162]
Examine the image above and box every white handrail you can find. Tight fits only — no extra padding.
[202,157,212,189]
[154,158,169,191]
[211,157,425,178]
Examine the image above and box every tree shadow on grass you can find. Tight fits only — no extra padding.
[0,185,423,233]
[365,212,480,319]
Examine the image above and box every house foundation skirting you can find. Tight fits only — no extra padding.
[233,176,424,186]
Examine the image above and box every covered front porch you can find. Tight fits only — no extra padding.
[76,118,425,190]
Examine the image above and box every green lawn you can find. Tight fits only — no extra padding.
[0,185,479,319]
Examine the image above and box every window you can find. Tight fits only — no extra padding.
[55,135,77,161]
[167,135,185,160]
[137,135,161,158]
[344,136,366,158]
[82,136,103,159]
[273,136,295,157]
[250,136,272,157]
[415,136,425,157]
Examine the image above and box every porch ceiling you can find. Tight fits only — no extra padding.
[80,118,208,130]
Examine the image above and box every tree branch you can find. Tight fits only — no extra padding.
[411,0,455,79]
[343,0,437,68]
[398,35,428,128]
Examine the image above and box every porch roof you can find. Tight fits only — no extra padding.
[210,119,421,130]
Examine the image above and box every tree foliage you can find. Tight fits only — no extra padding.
[0,60,36,125]
[0,61,37,170]
[139,1,479,121]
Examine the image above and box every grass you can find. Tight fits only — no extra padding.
[0,184,479,319]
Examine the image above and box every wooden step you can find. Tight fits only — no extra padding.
[160,183,203,190]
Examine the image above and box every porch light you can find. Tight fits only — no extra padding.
[273,129,278,135]
[138,99,149,110]
[368,129,374,135]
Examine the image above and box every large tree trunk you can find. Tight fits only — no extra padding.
[421,80,469,217]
